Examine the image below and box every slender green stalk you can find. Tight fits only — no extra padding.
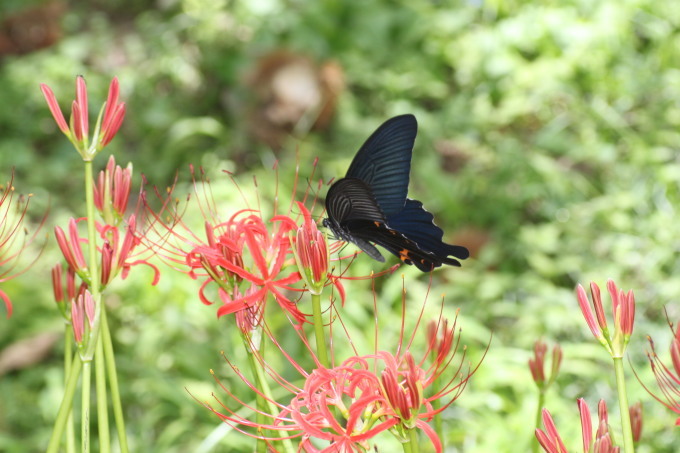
[72,154,103,453]
[310,293,329,368]
[64,330,76,453]
[532,391,546,453]
[95,337,110,453]
[83,161,100,299]
[613,357,635,453]
[47,354,83,453]
[402,428,419,453]
[252,338,267,453]
[101,308,129,453]
[244,335,295,453]
[432,373,442,441]
[82,360,92,453]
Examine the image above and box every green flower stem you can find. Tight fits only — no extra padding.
[47,354,83,453]
[82,159,108,451]
[532,391,546,453]
[101,307,129,453]
[244,335,295,453]
[95,337,110,453]
[311,293,329,368]
[64,330,76,453]
[82,360,92,453]
[613,357,635,453]
[432,373,442,442]
[402,428,419,453]
[252,338,266,453]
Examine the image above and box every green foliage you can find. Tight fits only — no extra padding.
[1,0,679,451]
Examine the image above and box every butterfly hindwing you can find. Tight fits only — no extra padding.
[345,114,416,216]
[346,221,449,271]
[386,199,469,265]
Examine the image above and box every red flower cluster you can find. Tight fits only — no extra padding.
[205,307,480,452]
[146,164,351,325]
[41,76,125,159]
[0,172,46,317]
[576,280,635,358]
[536,399,620,453]
[640,318,680,426]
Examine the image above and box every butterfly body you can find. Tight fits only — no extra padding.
[324,114,469,271]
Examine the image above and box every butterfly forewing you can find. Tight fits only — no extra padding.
[345,114,416,216]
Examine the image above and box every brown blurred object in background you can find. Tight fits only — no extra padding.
[246,50,345,149]
[0,2,65,56]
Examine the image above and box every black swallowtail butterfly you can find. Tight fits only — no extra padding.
[323,114,469,271]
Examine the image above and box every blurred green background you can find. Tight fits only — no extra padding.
[1,0,679,451]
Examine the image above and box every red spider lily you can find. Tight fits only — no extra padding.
[529,339,562,391]
[0,173,47,317]
[55,216,159,290]
[637,318,680,425]
[576,280,635,358]
[200,279,484,452]
[93,155,133,225]
[536,399,620,453]
[143,162,355,324]
[40,76,125,159]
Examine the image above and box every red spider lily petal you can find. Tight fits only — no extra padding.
[116,216,139,269]
[101,77,119,132]
[122,259,160,285]
[578,398,592,453]
[0,289,12,318]
[52,263,64,303]
[99,103,126,148]
[577,284,601,340]
[607,279,620,315]
[70,100,84,141]
[672,337,680,376]
[100,242,113,285]
[113,161,132,216]
[292,201,329,290]
[71,293,85,343]
[68,218,87,268]
[40,84,70,134]
[550,344,563,384]
[415,419,442,453]
[328,274,346,305]
[216,286,267,317]
[75,76,88,140]
[620,289,635,336]
[83,291,95,328]
[629,401,642,443]
[535,409,567,453]
[94,156,132,220]
[591,282,608,330]
[54,221,87,273]
[529,340,548,385]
